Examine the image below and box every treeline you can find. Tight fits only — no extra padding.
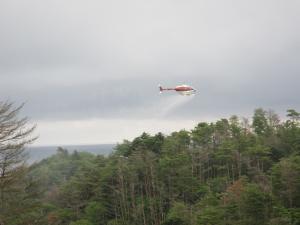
[1,106,300,225]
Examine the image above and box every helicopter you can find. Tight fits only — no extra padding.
[159,84,196,96]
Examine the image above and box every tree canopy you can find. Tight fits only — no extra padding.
[2,107,300,225]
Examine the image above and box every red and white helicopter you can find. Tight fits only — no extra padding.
[159,84,196,96]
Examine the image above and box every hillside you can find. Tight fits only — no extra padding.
[1,108,300,225]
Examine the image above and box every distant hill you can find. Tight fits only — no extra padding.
[26,144,115,164]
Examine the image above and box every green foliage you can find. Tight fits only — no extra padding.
[4,108,300,225]
[287,109,300,122]
[272,155,300,208]
[197,205,224,225]
[70,219,94,225]
[84,201,107,225]
[164,202,190,225]
[252,108,270,136]
[240,184,272,225]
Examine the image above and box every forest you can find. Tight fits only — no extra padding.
[0,103,300,225]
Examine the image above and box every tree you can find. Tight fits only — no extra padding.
[277,110,300,155]
[85,201,107,225]
[163,202,190,225]
[286,109,300,123]
[240,184,272,225]
[252,108,270,136]
[0,102,37,224]
[272,156,300,208]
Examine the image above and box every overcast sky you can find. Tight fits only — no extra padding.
[1,0,299,145]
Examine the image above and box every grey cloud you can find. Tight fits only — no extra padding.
[2,72,299,122]
[0,0,300,122]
